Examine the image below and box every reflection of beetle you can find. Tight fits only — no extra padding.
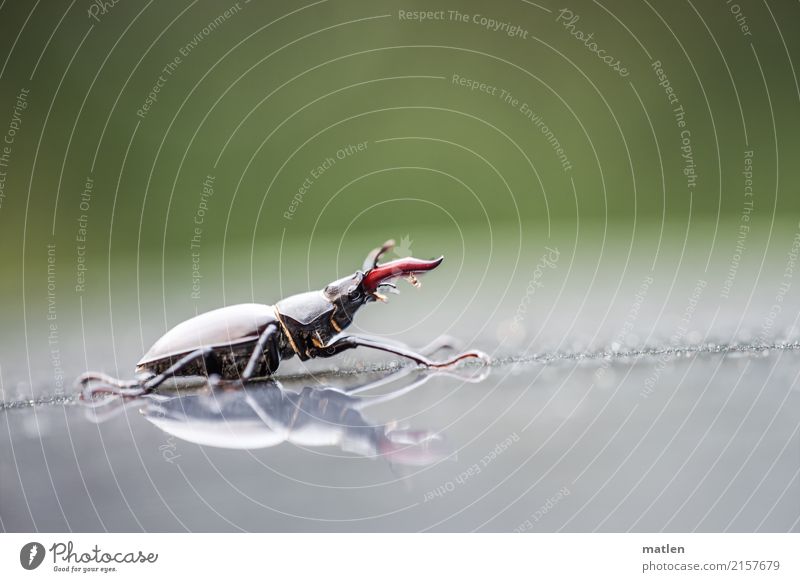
[139,373,459,466]
[78,240,486,401]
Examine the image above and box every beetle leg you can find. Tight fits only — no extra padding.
[341,342,488,396]
[142,346,217,391]
[320,335,490,368]
[414,334,464,356]
[76,371,137,390]
[241,323,280,381]
[330,333,461,357]
[76,371,148,404]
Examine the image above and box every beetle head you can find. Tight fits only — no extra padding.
[322,240,443,330]
[360,239,443,302]
[324,239,443,310]
[322,269,369,333]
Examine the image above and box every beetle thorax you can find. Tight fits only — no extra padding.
[275,291,355,356]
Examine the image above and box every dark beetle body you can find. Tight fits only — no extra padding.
[135,304,286,379]
[135,288,357,379]
[78,240,486,401]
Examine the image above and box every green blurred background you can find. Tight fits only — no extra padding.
[0,0,798,385]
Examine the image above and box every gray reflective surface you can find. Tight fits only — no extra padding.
[2,227,800,532]
[1,349,798,532]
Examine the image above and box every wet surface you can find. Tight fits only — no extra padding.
[3,226,800,532]
[1,347,798,532]
[2,0,800,538]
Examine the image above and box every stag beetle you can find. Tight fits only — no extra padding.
[78,240,487,401]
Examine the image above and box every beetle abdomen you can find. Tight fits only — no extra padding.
[137,303,277,366]
[138,342,260,379]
